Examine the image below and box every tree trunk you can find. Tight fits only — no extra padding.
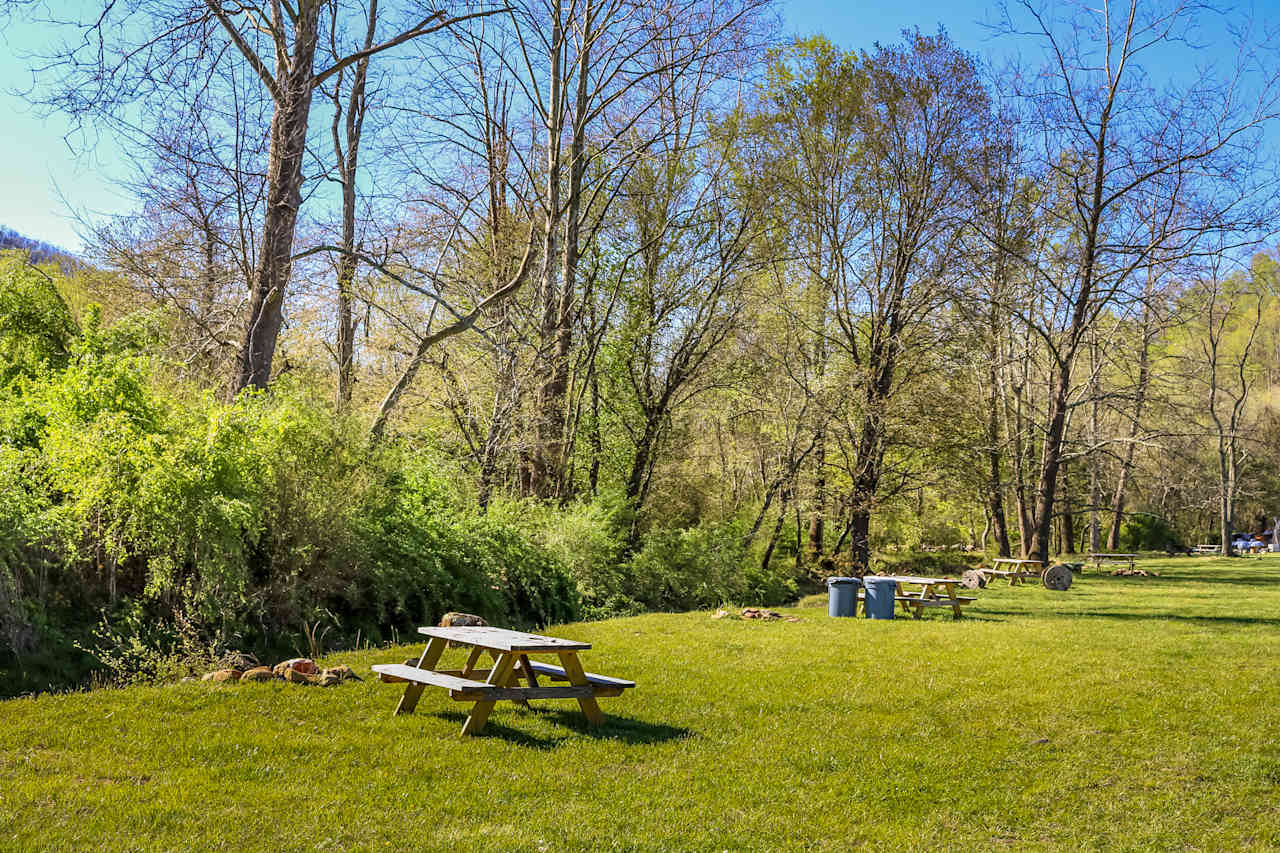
[985,355,1012,557]
[1060,460,1076,555]
[761,483,793,571]
[806,422,825,563]
[234,8,320,393]
[1106,311,1152,549]
[1027,357,1073,564]
[847,502,872,576]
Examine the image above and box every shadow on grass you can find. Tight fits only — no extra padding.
[1116,572,1280,587]
[975,607,1280,627]
[429,708,695,749]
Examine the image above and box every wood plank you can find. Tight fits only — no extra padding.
[394,638,446,715]
[449,684,597,701]
[525,661,636,688]
[461,646,484,677]
[376,665,620,701]
[558,651,605,726]
[460,653,517,736]
[875,575,965,584]
[856,593,975,604]
[417,625,591,652]
[373,664,493,693]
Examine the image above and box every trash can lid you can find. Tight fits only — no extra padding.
[861,575,895,585]
[826,576,860,585]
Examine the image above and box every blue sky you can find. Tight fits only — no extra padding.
[0,0,1256,251]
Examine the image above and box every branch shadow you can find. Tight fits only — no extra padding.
[429,708,695,750]
[1126,573,1280,587]
[974,607,1280,628]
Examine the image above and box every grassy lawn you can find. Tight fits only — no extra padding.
[1,557,1278,851]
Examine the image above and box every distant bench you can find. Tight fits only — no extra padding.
[981,559,1043,586]
[1088,553,1138,573]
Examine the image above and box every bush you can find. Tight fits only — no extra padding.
[0,313,585,683]
[488,492,632,618]
[624,521,794,611]
[1119,514,1183,552]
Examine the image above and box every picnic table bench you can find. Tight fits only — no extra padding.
[860,575,975,618]
[1193,544,1221,554]
[372,626,634,736]
[980,558,1044,585]
[1088,552,1138,573]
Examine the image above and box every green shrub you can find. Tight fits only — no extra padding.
[488,492,632,617]
[625,521,755,611]
[1119,514,1183,552]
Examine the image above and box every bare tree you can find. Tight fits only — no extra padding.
[994,0,1280,564]
[1186,253,1271,555]
[32,0,503,393]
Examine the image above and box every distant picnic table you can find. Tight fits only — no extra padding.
[373,626,634,736]
[1088,552,1138,573]
[861,575,974,618]
[1193,544,1221,554]
[981,558,1044,586]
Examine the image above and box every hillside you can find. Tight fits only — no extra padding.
[0,225,79,272]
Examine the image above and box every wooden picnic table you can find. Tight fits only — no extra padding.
[863,575,974,618]
[1193,544,1221,554]
[982,558,1044,585]
[372,626,634,736]
[1088,552,1138,573]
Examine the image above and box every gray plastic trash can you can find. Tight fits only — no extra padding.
[862,576,896,620]
[826,577,861,618]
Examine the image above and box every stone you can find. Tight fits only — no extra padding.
[711,609,730,619]
[273,658,317,676]
[439,612,487,628]
[960,569,987,590]
[318,673,342,687]
[321,664,361,682]
[202,669,243,683]
[282,667,315,685]
[402,657,419,667]
[740,608,782,621]
[241,667,276,683]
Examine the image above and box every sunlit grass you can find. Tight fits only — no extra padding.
[1,556,1277,850]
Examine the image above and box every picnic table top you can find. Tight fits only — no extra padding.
[991,558,1043,565]
[418,625,591,652]
[1089,552,1138,558]
[873,575,961,585]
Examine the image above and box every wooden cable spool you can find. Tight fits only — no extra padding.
[1042,563,1073,591]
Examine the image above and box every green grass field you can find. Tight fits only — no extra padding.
[1,556,1278,851]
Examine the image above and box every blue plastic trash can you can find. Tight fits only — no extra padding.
[862,576,897,620]
[826,577,861,618]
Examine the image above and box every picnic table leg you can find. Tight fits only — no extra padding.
[519,654,540,689]
[395,637,447,716]
[460,647,484,677]
[942,584,962,618]
[460,652,517,736]
[557,650,605,726]
[893,582,912,617]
